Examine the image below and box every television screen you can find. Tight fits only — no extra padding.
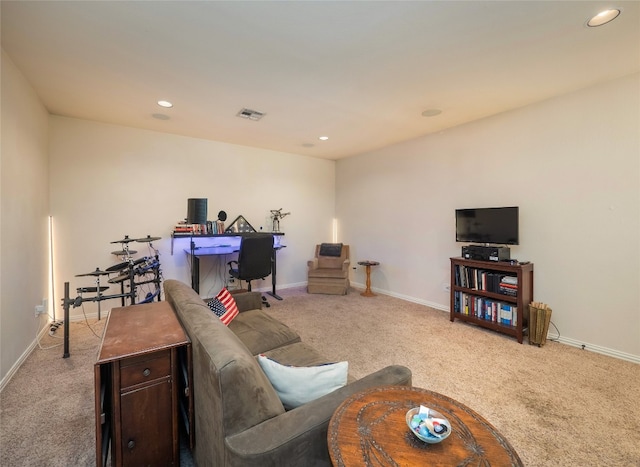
[455,207,519,245]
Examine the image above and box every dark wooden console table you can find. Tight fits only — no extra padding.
[94,301,193,467]
[328,385,522,466]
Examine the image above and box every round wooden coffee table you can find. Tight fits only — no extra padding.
[328,385,522,466]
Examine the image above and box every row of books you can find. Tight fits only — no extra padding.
[454,265,518,296]
[499,276,518,296]
[174,223,207,235]
[453,291,518,326]
[174,221,226,236]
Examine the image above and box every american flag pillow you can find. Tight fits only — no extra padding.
[207,288,239,325]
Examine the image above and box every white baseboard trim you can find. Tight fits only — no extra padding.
[0,312,111,392]
[255,282,307,294]
[350,281,449,312]
[0,321,51,392]
[350,283,640,364]
[553,335,640,364]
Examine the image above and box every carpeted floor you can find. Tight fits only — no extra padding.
[266,288,640,466]
[1,286,639,466]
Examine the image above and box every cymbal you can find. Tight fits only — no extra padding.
[75,268,111,277]
[105,261,129,272]
[136,235,161,243]
[76,286,109,293]
[111,250,137,256]
[108,273,130,284]
[110,235,135,244]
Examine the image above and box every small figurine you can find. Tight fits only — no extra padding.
[270,209,290,232]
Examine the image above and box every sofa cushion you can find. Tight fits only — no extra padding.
[229,309,301,355]
[206,288,239,325]
[262,341,356,384]
[230,291,263,312]
[260,341,330,365]
[307,267,349,279]
[258,354,348,409]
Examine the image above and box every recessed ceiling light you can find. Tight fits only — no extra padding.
[587,9,621,27]
[422,109,442,117]
[319,136,329,141]
[157,100,173,108]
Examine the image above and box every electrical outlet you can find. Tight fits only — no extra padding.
[34,298,47,317]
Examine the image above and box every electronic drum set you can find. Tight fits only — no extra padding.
[58,235,162,358]
[71,235,163,320]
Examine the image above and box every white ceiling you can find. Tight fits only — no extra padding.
[2,1,639,160]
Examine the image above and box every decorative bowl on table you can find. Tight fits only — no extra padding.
[406,406,452,444]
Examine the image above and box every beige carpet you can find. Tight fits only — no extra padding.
[0,318,106,466]
[1,287,639,466]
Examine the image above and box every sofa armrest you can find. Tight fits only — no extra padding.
[232,291,263,312]
[341,259,350,272]
[307,258,319,270]
[225,365,411,466]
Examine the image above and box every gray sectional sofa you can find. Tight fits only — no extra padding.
[163,279,412,466]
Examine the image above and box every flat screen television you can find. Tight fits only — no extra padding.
[455,206,519,245]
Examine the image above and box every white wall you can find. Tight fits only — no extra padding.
[1,50,50,384]
[48,117,335,314]
[337,73,640,360]
[3,55,637,386]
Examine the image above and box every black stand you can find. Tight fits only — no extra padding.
[266,245,285,301]
[60,281,136,359]
[190,239,198,293]
[60,282,78,359]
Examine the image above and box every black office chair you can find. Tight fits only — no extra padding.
[228,234,274,307]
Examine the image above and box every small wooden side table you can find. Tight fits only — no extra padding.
[328,385,522,466]
[95,301,193,467]
[357,260,379,297]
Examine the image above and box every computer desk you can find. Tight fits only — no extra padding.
[184,244,286,299]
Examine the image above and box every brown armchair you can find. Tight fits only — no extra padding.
[307,243,350,295]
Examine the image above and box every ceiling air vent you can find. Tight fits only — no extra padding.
[236,108,265,121]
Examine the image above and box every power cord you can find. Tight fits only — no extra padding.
[36,317,63,350]
[79,302,105,339]
[546,320,561,342]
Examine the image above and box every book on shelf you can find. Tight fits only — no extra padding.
[454,291,517,327]
[174,223,210,235]
[454,265,517,296]
[499,287,518,297]
[499,276,518,297]
[499,303,513,326]
[501,275,518,285]
[216,220,225,234]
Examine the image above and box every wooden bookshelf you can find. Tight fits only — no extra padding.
[450,257,534,343]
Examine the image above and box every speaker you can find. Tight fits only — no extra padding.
[187,198,207,224]
[461,245,510,262]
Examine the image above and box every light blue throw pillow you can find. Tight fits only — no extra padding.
[258,354,348,409]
